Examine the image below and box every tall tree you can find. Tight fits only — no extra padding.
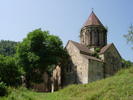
[124,24,133,49]
[16,29,67,88]
[0,40,18,56]
[0,55,22,86]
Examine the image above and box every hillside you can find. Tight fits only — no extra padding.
[1,67,133,100]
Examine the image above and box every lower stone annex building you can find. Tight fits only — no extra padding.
[61,11,122,86]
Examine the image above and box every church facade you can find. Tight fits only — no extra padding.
[61,11,122,86]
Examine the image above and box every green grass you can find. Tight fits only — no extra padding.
[1,67,133,100]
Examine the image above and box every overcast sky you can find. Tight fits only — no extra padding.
[0,0,132,61]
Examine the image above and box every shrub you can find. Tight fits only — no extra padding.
[95,48,100,52]
[121,59,133,68]
[0,82,7,96]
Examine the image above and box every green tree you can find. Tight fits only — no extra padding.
[16,29,67,88]
[121,59,133,68]
[124,24,133,49]
[0,55,22,86]
[0,40,18,56]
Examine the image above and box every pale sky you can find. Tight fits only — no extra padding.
[0,0,132,61]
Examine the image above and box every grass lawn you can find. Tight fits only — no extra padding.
[1,67,133,100]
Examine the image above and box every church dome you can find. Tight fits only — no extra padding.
[84,11,103,26]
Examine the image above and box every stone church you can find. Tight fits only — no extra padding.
[61,11,122,86]
[32,11,122,92]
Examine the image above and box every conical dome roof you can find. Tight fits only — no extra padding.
[84,11,103,26]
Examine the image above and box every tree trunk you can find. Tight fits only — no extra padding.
[25,74,31,88]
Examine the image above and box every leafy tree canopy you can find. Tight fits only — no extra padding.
[16,29,67,86]
[122,59,133,68]
[0,40,18,56]
[124,24,133,49]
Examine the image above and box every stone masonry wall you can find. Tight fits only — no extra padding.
[103,45,122,77]
[88,59,104,82]
[63,41,88,86]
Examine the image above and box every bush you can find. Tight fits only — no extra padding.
[122,59,133,68]
[0,82,7,96]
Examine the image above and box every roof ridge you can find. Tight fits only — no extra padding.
[69,40,93,55]
[99,43,113,54]
[81,54,103,62]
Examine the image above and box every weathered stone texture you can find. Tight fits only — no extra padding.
[88,59,104,82]
[80,25,107,48]
[52,65,61,91]
[102,44,122,77]
[63,41,88,85]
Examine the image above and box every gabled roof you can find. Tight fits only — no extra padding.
[66,40,102,62]
[84,11,103,26]
[69,40,93,55]
[99,43,113,54]
[81,54,103,62]
[99,43,122,58]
